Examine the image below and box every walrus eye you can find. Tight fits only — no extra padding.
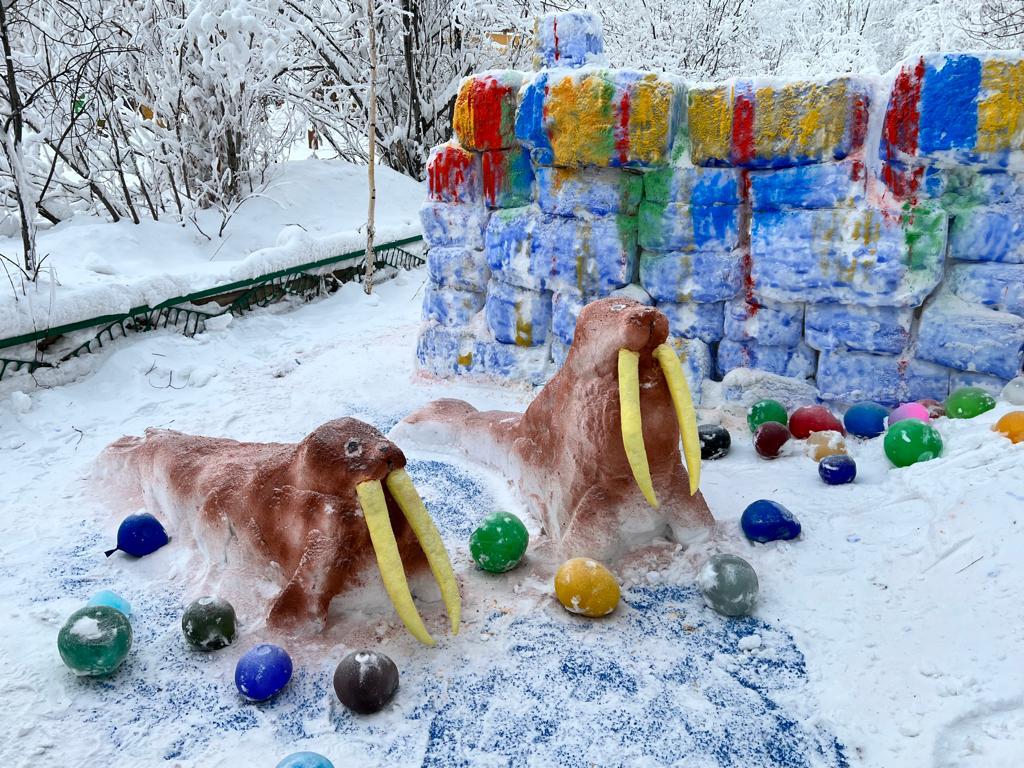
[345,440,362,457]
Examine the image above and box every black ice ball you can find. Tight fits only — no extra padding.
[333,650,399,714]
[698,424,731,460]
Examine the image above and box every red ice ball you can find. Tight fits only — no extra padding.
[754,421,791,459]
[788,405,845,439]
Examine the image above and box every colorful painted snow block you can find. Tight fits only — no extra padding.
[515,69,684,168]
[417,324,480,377]
[482,147,534,209]
[474,338,552,384]
[916,294,1024,380]
[423,284,485,328]
[551,289,584,345]
[535,166,643,216]
[718,340,817,379]
[643,164,740,206]
[750,160,865,210]
[427,247,490,292]
[949,370,1009,396]
[427,142,482,204]
[948,263,1024,316]
[534,10,605,70]
[639,249,742,304]
[664,336,712,405]
[724,299,805,347]
[637,201,740,252]
[535,213,638,295]
[454,71,525,151]
[816,350,950,405]
[657,301,725,344]
[485,278,553,347]
[948,205,1024,263]
[483,206,542,290]
[943,169,1024,208]
[804,304,914,354]
[750,205,947,306]
[420,201,488,248]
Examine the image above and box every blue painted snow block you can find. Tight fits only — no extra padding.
[750,205,947,305]
[416,324,479,377]
[551,290,584,345]
[420,201,489,248]
[948,263,1024,316]
[534,10,605,69]
[638,249,742,304]
[804,304,914,354]
[717,340,817,379]
[656,301,725,344]
[474,338,552,384]
[550,337,570,369]
[426,247,490,292]
[816,350,950,406]
[741,500,801,543]
[638,201,741,252]
[818,455,857,485]
[485,279,553,347]
[944,169,1024,207]
[423,284,485,328]
[537,213,638,295]
[724,298,805,347]
[665,337,712,405]
[642,165,740,206]
[535,166,643,216]
[750,160,865,211]
[949,370,1009,396]
[483,206,544,290]
[918,54,982,156]
[843,401,890,438]
[949,205,1024,263]
[916,294,1024,380]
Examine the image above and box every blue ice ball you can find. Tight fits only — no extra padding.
[105,513,169,558]
[235,643,293,701]
[843,402,889,439]
[87,590,132,617]
[818,454,857,485]
[740,500,801,543]
[276,753,335,768]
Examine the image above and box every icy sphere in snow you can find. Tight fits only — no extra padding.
[105,513,169,558]
[235,644,292,701]
[698,554,759,617]
[741,500,801,543]
[884,420,943,468]
[333,650,399,714]
[554,558,620,617]
[788,405,844,439]
[1003,376,1024,405]
[819,454,857,485]
[698,424,731,459]
[58,605,132,676]
[945,386,996,420]
[87,590,132,617]
[753,421,790,459]
[746,399,787,432]
[889,402,931,425]
[276,753,335,768]
[843,402,889,439]
[994,411,1024,444]
[469,511,529,573]
[805,430,847,461]
[182,596,236,651]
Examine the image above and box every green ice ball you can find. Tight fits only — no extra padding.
[469,512,529,573]
[58,605,132,676]
[945,386,996,419]
[182,596,237,651]
[698,554,759,617]
[884,419,943,467]
[747,399,788,433]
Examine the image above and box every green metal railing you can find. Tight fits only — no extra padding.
[0,236,423,381]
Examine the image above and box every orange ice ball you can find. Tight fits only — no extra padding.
[994,411,1024,444]
[806,430,848,461]
[554,558,620,617]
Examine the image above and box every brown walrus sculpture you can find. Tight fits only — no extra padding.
[99,418,460,644]
[393,298,714,562]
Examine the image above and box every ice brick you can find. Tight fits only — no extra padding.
[948,263,1024,316]
[943,169,1024,207]
[474,338,552,384]
[916,293,1024,380]
[453,71,525,151]
[816,350,950,405]
[426,246,490,292]
[804,304,914,354]
[724,299,804,347]
[535,166,643,216]
[420,201,488,248]
[717,340,817,379]
[534,10,605,70]
[551,289,584,345]
[483,206,542,290]
[417,325,551,384]
[948,205,1024,263]
[482,147,534,209]
[485,278,553,347]
[638,201,740,252]
[750,160,866,210]
[536,212,638,294]
[422,284,485,328]
[657,301,725,344]
[426,142,481,204]
[949,370,1009,396]
[750,205,947,305]
[639,249,742,304]
[417,323,479,377]
[643,164,740,206]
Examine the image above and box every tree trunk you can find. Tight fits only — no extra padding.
[363,0,378,294]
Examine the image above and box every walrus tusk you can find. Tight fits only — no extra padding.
[385,468,461,635]
[653,344,702,495]
[618,348,659,508]
[355,479,435,646]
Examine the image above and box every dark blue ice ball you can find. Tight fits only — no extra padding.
[818,454,857,485]
[235,643,293,701]
[740,500,801,543]
[105,513,169,558]
[843,402,889,439]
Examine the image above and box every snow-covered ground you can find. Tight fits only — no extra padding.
[0,265,1021,767]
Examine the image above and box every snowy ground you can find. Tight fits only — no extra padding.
[0,274,1022,766]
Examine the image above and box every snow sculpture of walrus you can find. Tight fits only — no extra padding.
[99,418,460,645]
[393,298,714,562]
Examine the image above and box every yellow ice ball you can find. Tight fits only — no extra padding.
[554,557,620,618]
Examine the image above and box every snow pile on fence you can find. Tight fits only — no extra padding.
[416,12,1024,404]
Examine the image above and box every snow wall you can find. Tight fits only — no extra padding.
[417,10,1024,406]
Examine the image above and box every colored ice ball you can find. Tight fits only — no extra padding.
[918,398,946,419]
[105,513,169,558]
[276,753,335,768]
[698,424,731,460]
[888,402,931,425]
[806,430,847,461]
[753,421,790,459]
[333,650,400,714]
[57,605,133,676]
[698,554,758,617]
[182,596,237,651]
[554,557,620,618]
[235,643,293,701]
[747,399,788,432]
[788,405,845,439]
[469,511,529,573]
[945,386,996,419]
[994,411,1024,444]
[884,420,943,468]
[819,454,857,485]
[87,590,132,617]
[740,500,801,543]
[1003,376,1024,406]
[843,402,889,439]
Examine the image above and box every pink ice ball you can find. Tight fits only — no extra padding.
[888,402,931,426]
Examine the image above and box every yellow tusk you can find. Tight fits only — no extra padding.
[355,479,435,646]
[653,343,702,495]
[618,348,659,508]
[385,468,461,635]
